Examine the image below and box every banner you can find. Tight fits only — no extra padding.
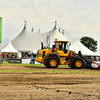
[9,59,22,63]
[0,17,2,43]
[22,59,31,64]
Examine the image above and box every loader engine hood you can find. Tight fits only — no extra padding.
[35,49,52,64]
[37,49,52,57]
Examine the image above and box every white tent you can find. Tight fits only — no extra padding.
[11,23,38,52]
[40,24,67,47]
[69,40,100,56]
[1,42,18,53]
[11,22,68,52]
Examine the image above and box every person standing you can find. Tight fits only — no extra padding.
[30,54,33,59]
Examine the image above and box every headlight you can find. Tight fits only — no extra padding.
[39,53,41,57]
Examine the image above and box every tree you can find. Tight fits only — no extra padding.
[80,36,97,52]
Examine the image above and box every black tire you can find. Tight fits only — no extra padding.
[46,57,59,68]
[70,65,74,69]
[68,64,74,69]
[44,63,47,67]
[84,62,92,69]
[72,58,84,69]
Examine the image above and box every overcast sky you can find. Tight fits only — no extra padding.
[1,0,100,51]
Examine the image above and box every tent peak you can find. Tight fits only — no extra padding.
[1,41,18,53]
[58,28,61,33]
[53,21,57,30]
[24,21,27,29]
[38,29,40,33]
[31,27,34,32]
[62,30,64,35]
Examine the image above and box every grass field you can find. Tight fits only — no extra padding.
[0,69,100,74]
[0,63,68,67]
[0,63,100,74]
[0,63,45,66]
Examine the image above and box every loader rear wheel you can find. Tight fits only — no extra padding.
[72,58,84,69]
[68,64,74,69]
[46,57,59,68]
[44,63,47,67]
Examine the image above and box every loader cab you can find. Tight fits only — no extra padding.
[55,39,69,54]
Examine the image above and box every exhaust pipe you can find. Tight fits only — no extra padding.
[41,42,43,49]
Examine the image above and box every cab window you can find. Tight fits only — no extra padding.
[59,42,69,53]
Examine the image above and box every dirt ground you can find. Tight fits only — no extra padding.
[0,65,100,100]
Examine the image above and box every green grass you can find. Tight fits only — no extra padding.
[0,69,100,74]
[0,63,100,74]
[0,63,45,67]
[0,63,68,67]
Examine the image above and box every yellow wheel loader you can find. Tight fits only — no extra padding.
[35,39,91,69]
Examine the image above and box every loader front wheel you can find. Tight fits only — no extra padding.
[72,58,84,69]
[46,57,59,68]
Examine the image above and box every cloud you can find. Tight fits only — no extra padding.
[0,0,100,50]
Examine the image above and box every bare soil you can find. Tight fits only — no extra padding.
[0,65,100,100]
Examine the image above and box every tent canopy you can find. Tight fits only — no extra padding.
[69,40,100,56]
[1,42,18,53]
[11,22,68,52]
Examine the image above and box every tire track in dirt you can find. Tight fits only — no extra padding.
[0,65,100,99]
